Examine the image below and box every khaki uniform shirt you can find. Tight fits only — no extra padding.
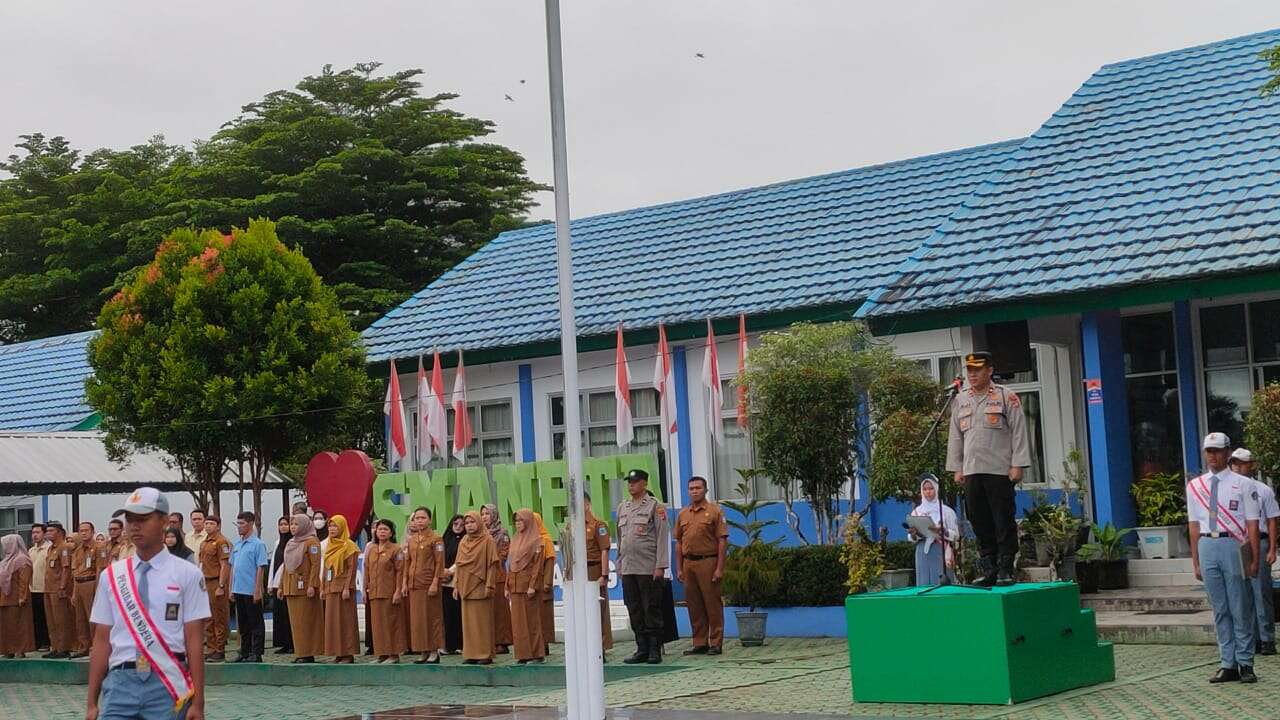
[199,533,232,583]
[71,539,99,580]
[106,539,136,564]
[364,543,404,600]
[945,384,1031,477]
[185,529,208,554]
[585,517,611,582]
[404,533,445,590]
[50,540,73,596]
[616,494,670,575]
[675,502,729,558]
[29,540,51,593]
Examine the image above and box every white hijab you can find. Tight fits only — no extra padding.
[911,476,957,561]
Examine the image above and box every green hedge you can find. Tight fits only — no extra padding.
[742,545,848,607]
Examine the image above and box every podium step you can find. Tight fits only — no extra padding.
[1094,609,1216,645]
[1081,586,1208,612]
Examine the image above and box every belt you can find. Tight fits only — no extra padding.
[1200,532,1233,539]
[683,554,715,561]
[1262,533,1270,540]
[110,653,186,672]
[74,576,97,583]
[204,576,220,581]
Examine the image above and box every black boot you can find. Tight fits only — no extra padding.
[624,634,648,664]
[646,634,662,664]
[996,556,1016,587]
[974,557,997,587]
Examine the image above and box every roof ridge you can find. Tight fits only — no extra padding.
[0,329,98,355]
[1096,27,1280,71]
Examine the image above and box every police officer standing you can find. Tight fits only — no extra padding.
[1229,447,1279,656]
[1190,433,1261,683]
[675,476,728,656]
[616,469,670,665]
[945,351,1031,586]
[86,487,209,720]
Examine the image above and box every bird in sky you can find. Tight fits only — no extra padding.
[504,94,514,102]
[695,52,705,59]
[519,79,526,84]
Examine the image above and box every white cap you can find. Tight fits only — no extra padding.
[111,487,170,518]
[1231,448,1255,462]
[1203,432,1231,449]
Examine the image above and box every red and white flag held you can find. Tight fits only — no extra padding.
[653,324,679,448]
[425,350,448,461]
[736,313,749,429]
[615,325,634,447]
[384,359,407,469]
[452,349,473,462]
[702,319,724,446]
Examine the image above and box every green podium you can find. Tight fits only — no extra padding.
[845,582,1114,705]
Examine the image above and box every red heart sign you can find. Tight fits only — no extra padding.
[304,450,376,535]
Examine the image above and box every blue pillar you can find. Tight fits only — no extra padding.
[1081,310,1136,529]
[855,392,876,530]
[672,345,695,506]
[1173,301,1202,476]
[518,364,536,462]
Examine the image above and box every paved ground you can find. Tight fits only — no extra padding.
[4,639,1280,720]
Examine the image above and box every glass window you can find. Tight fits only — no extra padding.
[1201,304,1248,367]
[0,509,13,528]
[17,507,34,525]
[0,504,34,545]
[441,401,513,469]
[713,417,757,499]
[1123,313,1177,375]
[1205,368,1251,443]
[1015,391,1046,485]
[1127,374,1182,477]
[938,356,962,386]
[550,390,663,460]
[1251,299,1280,364]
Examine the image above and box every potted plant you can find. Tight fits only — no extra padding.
[1039,506,1082,582]
[1131,472,1190,559]
[1075,545,1101,594]
[1077,523,1134,590]
[878,531,915,588]
[1021,497,1059,566]
[721,475,782,646]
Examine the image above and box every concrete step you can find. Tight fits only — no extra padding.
[1128,572,1202,588]
[1128,558,1195,574]
[1081,586,1209,612]
[1094,609,1216,645]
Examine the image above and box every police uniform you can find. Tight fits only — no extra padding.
[1188,435,1261,682]
[69,536,101,655]
[675,499,728,653]
[198,530,232,658]
[945,352,1030,585]
[616,469,670,664]
[89,488,210,719]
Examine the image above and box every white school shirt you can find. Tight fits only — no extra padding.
[1186,470,1261,542]
[89,548,212,667]
[1251,480,1280,524]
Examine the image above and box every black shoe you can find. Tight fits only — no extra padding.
[292,656,315,664]
[974,557,998,587]
[1210,667,1240,683]
[205,652,225,663]
[68,651,89,659]
[995,570,1015,587]
[1240,665,1258,683]
[234,655,249,663]
[1261,642,1277,656]
[463,659,477,665]
[476,659,493,665]
[529,657,545,664]
[707,646,722,655]
[42,651,68,659]
[496,645,510,654]
[274,647,292,655]
[683,646,709,656]
[646,634,662,664]
[624,635,648,664]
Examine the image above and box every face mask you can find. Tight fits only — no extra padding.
[314,519,325,530]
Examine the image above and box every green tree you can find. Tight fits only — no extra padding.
[864,351,955,503]
[86,220,375,519]
[1246,383,1280,482]
[0,134,188,342]
[165,62,545,326]
[1262,45,1280,96]
[738,322,873,544]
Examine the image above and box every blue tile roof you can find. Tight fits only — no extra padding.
[0,331,97,431]
[362,139,1024,360]
[858,29,1280,321]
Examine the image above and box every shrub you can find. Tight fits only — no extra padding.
[1131,473,1188,527]
[882,540,916,571]
[1246,383,1280,481]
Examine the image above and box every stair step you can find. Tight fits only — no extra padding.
[1128,558,1194,574]
[1127,572,1202,588]
[1094,609,1216,645]
[1081,586,1209,612]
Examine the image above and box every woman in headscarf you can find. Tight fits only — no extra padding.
[365,518,406,663]
[0,534,35,658]
[481,503,513,655]
[282,513,324,663]
[402,507,444,664]
[504,509,545,664]
[908,474,959,586]
[163,527,195,563]
[532,512,557,655]
[440,514,466,654]
[454,511,498,664]
[322,515,360,663]
[267,516,294,654]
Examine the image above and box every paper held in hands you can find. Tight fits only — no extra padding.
[906,515,939,539]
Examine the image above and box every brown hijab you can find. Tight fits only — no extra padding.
[453,511,497,596]
[0,534,31,596]
[284,513,317,572]
[507,509,543,574]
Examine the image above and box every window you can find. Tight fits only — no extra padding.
[550,388,662,460]
[445,401,515,468]
[1122,313,1183,477]
[711,379,781,501]
[1197,300,1280,444]
[0,505,35,545]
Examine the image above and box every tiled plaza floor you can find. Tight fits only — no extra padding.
[4,640,1279,720]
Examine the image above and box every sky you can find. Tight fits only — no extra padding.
[4,1,1280,220]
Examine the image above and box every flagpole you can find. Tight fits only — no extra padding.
[544,2,606,719]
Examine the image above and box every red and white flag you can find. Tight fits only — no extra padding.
[452,349,473,462]
[383,359,407,469]
[424,350,448,461]
[702,319,724,446]
[415,356,429,469]
[653,324,678,447]
[736,313,749,429]
[615,325,634,447]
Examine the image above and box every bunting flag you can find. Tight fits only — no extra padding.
[383,359,407,470]
[415,356,429,469]
[425,350,448,461]
[702,319,725,446]
[736,313,749,429]
[452,349,473,462]
[615,325,634,447]
[653,324,678,447]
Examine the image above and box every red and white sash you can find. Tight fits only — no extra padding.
[1188,474,1247,544]
[107,557,194,711]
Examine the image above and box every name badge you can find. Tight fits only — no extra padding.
[1230,500,1239,511]
[165,603,179,621]
[86,557,93,569]
[297,579,305,590]
[326,568,334,581]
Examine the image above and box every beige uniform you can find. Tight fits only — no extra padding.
[199,533,232,654]
[616,494,670,643]
[584,516,614,650]
[44,540,74,653]
[281,538,324,657]
[68,539,100,653]
[675,502,729,649]
[945,384,1031,476]
[404,533,445,653]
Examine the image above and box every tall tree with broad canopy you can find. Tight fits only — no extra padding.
[86,220,375,519]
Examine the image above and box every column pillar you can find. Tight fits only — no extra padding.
[672,345,695,507]
[1173,301,1202,476]
[1081,310,1136,528]
[518,364,537,462]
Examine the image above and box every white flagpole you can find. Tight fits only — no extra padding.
[544,2,605,718]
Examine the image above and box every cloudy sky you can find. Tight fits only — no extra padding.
[4,1,1280,219]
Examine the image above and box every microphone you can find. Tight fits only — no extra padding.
[943,376,963,396]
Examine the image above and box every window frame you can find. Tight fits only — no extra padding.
[548,387,664,460]
[1191,293,1280,441]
